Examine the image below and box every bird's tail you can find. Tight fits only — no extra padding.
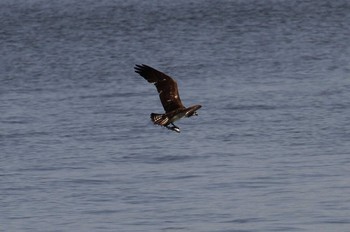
[150,113,169,126]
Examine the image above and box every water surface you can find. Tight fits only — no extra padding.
[1,0,350,231]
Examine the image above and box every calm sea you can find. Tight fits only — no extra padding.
[1,0,350,231]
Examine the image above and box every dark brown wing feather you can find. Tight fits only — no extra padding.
[134,64,185,113]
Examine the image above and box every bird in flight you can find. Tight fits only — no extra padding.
[134,64,202,133]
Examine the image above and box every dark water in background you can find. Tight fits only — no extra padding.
[1,0,350,231]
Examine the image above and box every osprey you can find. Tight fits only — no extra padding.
[134,64,202,133]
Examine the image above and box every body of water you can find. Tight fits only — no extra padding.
[1,0,350,231]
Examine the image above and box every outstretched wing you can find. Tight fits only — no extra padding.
[134,64,185,113]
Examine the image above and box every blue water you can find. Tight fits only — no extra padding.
[1,0,350,231]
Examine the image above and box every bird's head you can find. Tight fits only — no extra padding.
[186,105,201,117]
